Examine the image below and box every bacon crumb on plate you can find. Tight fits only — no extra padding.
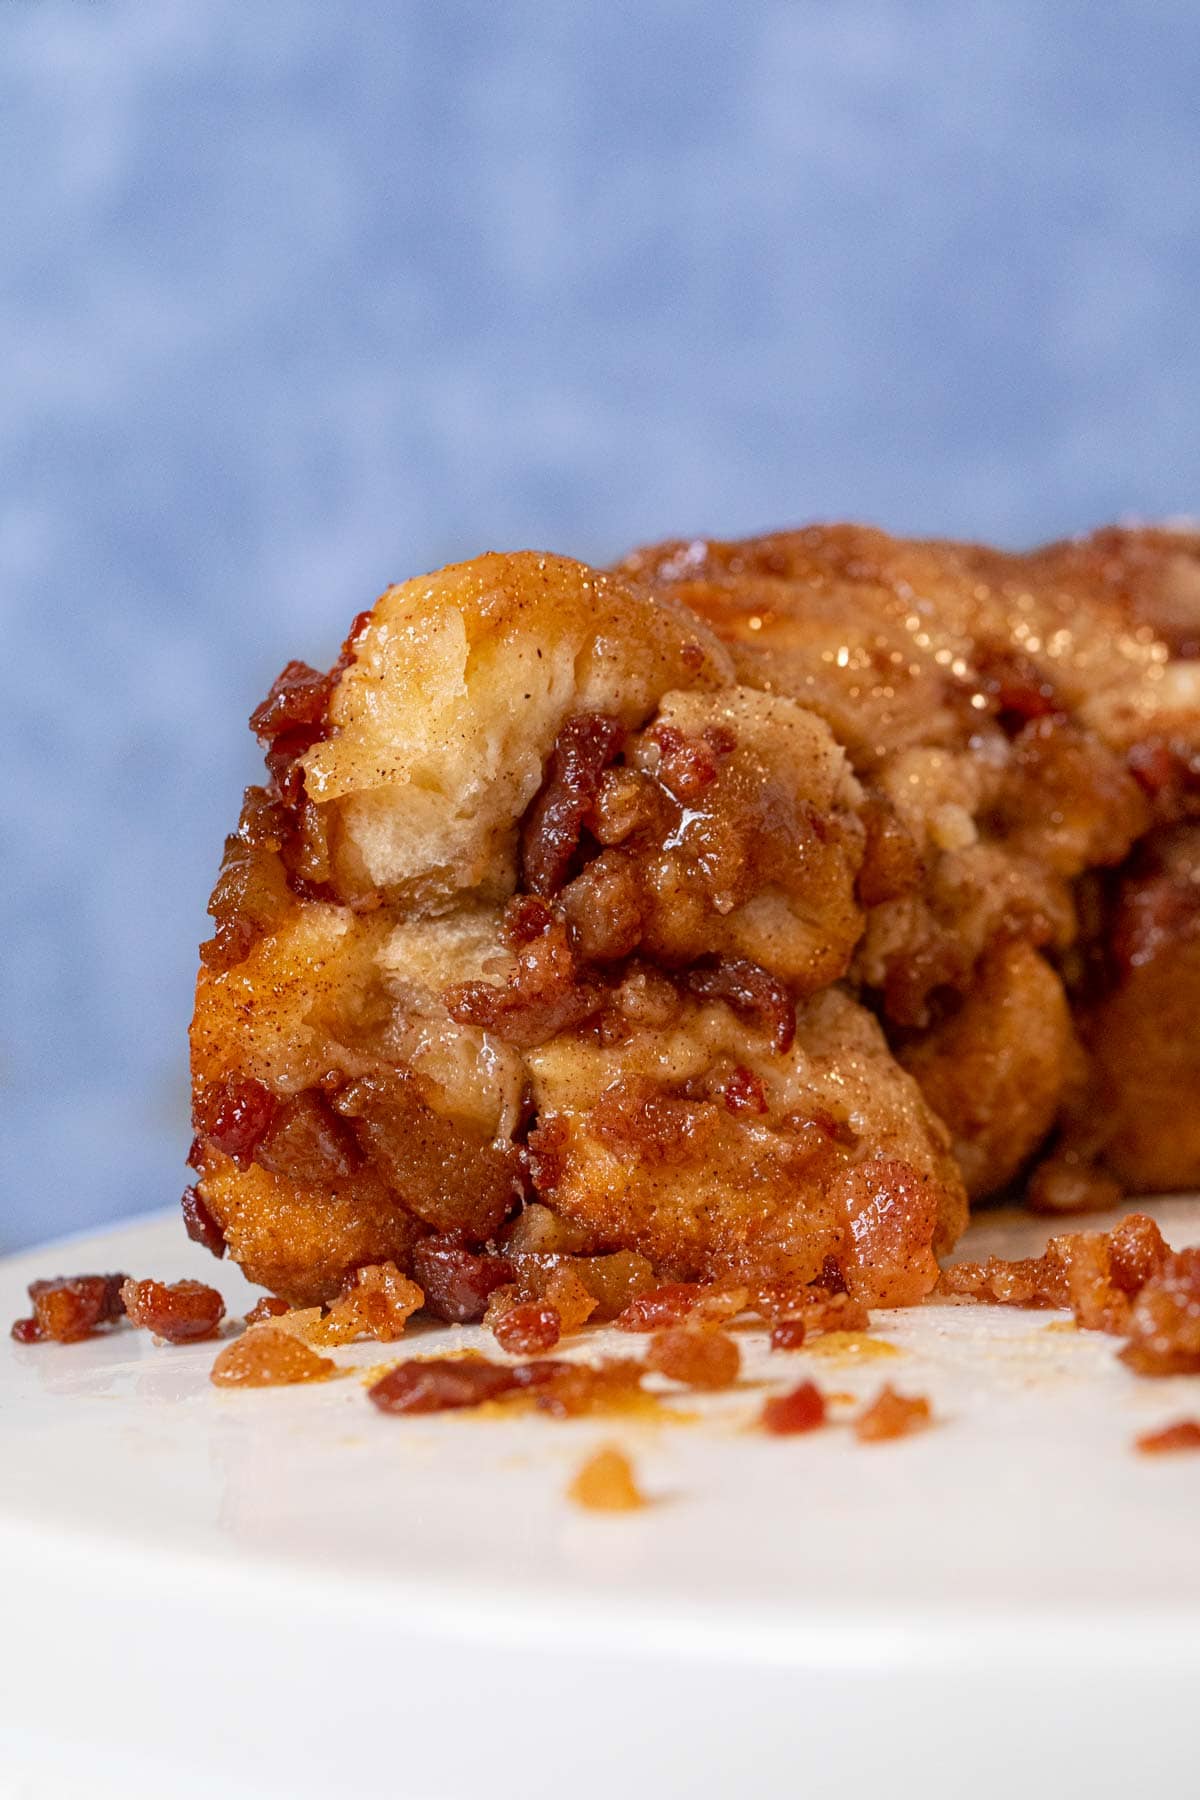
[854,1384,932,1443]
[121,1278,226,1344]
[567,1445,646,1512]
[1134,1419,1200,1455]
[760,1380,826,1436]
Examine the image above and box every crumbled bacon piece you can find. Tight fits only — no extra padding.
[940,1212,1200,1379]
[489,1254,600,1335]
[14,1273,130,1345]
[646,1325,741,1390]
[854,1385,932,1442]
[502,893,555,948]
[567,1445,646,1512]
[445,918,605,1049]
[684,956,796,1054]
[1119,1248,1200,1376]
[210,1326,335,1387]
[1135,1419,1200,1455]
[649,721,736,801]
[249,611,370,747]
[493,1302,562,1356]
[199,786,293,971]
[533,1357,648,1419]
[411,1237,515,1324]
[367,1355,568,1416]
[940,1212,1171,1337]
[121,1278,226,1344]
[194,1074,278,1166]
[836,1157,941,1307]
[521,712,627,898]
[750,1282,869,1335]
[181,1186,226,1259]
[770,1317,807,1351]
[761,1380,826,1435]
[820,1254,849,1296]
[314,1262,423,1345]
[250,660,337,742]
[244,1295,290,1324]
[723,1065,768,1116]
[940,1254,1069,1309]
[615,1281,746,1332]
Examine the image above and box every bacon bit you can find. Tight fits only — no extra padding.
[1109,1213,1172,1292]
[761,1380,826,1436]
[1119,1248,1200,1376]
[646,1325,740,1390]
[684,956,796,1054]
[820,1254,849,1296]
[615,1281,747,1333]
[723,1065,768,1116]
[14,1273,130,1345]
[249,611,370,747]
[567,1446,646,1512]
[493,1302,563,1356]
[939,1212,1200,1379]
[445,918,605,1049]
[750,1282,870,1336]
[770,1317,807,1351]
[940,1212,1170,1334]
[411,1237,515,1324]
[367,1355,568,1416]
[521,713,627,898]
[210,1326,335,1387]
[534,1358,648,1419]
[181,1186,226,1259]
[940,1254,1069,1310]
[250,660,336,741]
[313,1263,423,1345]
[200,786,292,971]
[244,1295,290,1324]
[502,893,556,948]
[491,1255,600,1335]
[1135,1420,1200,1455]
[194,1074,278,1166]
[836,1157,941,1307]
[649,722,735,802]
[121,1278,226,1344]
[854,1385,932,1443]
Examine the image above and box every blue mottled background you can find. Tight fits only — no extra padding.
[2,0,1199,1249]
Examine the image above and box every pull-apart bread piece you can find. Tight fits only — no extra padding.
[190,552,965,1305]
[620,524,1200,1206]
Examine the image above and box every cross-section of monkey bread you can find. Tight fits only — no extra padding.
[190,524,1200,1311]
[189,551,967,1306]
